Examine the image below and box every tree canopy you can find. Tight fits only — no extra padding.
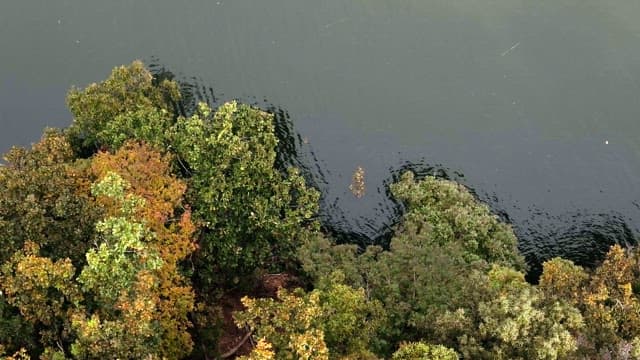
[2,61,640,360]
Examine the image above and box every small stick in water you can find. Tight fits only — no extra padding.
[501,42,520,57]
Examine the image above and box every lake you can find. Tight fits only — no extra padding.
[3,0,640,276]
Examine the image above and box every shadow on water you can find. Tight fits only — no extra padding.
[148,60,638,281]
[518,209,637,282]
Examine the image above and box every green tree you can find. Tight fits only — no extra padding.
[0,130,101,267]
[65,62,321,292]
[170,101,320,289]
[0,241,81,355]
[234,288,329,360]
[389,171,524,269]
[540,246,640,358]
[435,266,582,360]
[299,172,525,349]
[315,272,385,359]
[66,60,180,154]
[392,342,458,360]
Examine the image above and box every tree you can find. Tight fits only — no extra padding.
[0,297,35,356]
[170,101,320,289]
[540,246,640,358]
[71,143,197,359]
[539,257,588,305]
[0,348,32,360]
[66,60,180,154]
[391,342,458,360]
[0,242,81,355]
[237,339,276,360]
[65,61,321,292]
[315,272,385,359]
[234,288,329,360]
[0,130,101,267]
[298,172,526,350]
[234,274,384,360]
[389,171,524,269]
[70,172,164,359]
[0,130,100,356]
[435,266,583,360]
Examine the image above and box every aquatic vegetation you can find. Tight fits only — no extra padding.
[349,166,366,198]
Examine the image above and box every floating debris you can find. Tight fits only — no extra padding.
[501,42,520,57]
[349,166,366,198]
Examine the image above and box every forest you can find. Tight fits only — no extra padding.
[1,61,640,359]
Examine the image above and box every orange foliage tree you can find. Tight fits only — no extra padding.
[82,141,197,358]
[0,131,100,354]
[540,245,640,357]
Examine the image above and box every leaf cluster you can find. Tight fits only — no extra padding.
[540,246,640,358]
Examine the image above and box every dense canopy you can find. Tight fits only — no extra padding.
[1,62,639,359]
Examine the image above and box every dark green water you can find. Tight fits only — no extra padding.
[3,0,640,274]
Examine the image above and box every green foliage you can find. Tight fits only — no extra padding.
[89,142,197,358]
[0,297,35,356]
[389,171,525,269]
[12,61,640,360]
[235,275,383,360]
[435,265,583,360]
[0,130,102,267]
[235,288,329,360]
[299,172,525,350]
[65,61,320,292]
[316,272,385,358]
[540,246,640,358]
[297,233,370,290]
[79,172,159,303]
[66,60,179,153]
[392,342,458,360]
[170,101,320,289]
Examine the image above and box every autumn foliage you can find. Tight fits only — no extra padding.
[3,61,640,359]
[83,142,196,358]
